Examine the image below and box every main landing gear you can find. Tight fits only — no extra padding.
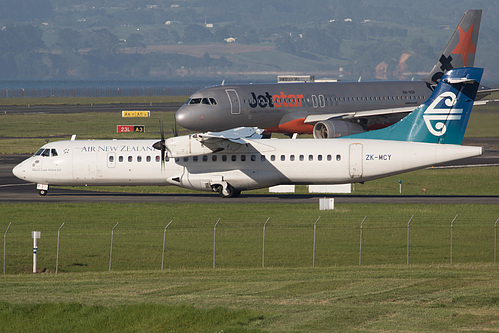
[212,183,241,198]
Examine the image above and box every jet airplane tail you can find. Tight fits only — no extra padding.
[345,67,483,145]
[423,9,481,86]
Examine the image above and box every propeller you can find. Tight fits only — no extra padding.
[152,120,167,170]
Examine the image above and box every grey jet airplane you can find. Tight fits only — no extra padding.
[175,10,493,138]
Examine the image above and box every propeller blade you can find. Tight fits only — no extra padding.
[152,120,167,170]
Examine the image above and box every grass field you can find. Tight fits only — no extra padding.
[0,203,498,332]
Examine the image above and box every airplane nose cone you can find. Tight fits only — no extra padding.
[175,105,201,131]
[12,162,26,180]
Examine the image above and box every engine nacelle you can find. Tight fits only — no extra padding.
[313,120,364,139]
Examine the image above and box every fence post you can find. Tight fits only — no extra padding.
[450,215,458,264]
[262,217,270,268]
[312,216,321,268]
[359,216,367,266]
[494,218,499,263]
[407,215,414,265]
[3,222,12,276]
[55,222,65,274]
[161,220,173,270]
[109,222,119,272]
[213,218,221,269]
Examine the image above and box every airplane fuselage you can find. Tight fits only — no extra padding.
[13,137,482,195]
[175,80,431,134]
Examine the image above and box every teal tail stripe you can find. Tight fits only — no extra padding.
[343,67,483,145]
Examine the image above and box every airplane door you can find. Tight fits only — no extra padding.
[349,143,363,178]
[225,89,241,115]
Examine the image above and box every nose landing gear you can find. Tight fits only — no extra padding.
[37,184,49,196]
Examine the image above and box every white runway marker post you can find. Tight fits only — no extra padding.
[32,231,41,273]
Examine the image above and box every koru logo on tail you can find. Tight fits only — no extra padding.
[423,92,462,136]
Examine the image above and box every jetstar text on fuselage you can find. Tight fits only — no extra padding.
[249,92,304,108]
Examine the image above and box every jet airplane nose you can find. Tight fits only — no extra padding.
[175,105,209,131]
[175,105,197,130]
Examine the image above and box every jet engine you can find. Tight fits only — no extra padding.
[313,120,364,139]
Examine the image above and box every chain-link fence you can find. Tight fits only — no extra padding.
[3,215,498,275]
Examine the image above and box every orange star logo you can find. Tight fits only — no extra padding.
[451,23,476,67]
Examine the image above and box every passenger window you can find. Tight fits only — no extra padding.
[212,155,217,162]
[202,155,208,162]
[290,155,295,161]
[222,155,227,162]
[271,155,276,161]
[327,155,332,161]
[251,155,256,161]
[51,149,58,157]
[128,156,133,162]
[241,155,246,162]
[193,156,198,162]
[336,154,341,161]
[308,155,313,161]
[231,155,237,162]
[156,156,160,162]
[280,155,285,161]
[146,156,151,162]
[119,156,124,162]
[299,155,304,161]
[318,155,322,161]
[260,155,266,162]
[137,156,142,162]
[109,155,114,163]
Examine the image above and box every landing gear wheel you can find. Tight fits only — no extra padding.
[218,184,241,198]
[39,190,47,196]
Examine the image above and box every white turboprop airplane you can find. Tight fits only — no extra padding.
[13,67,483,198]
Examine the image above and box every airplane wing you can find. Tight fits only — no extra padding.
[165,127,266,158]
[304,98,498,126]
[476,87,499,100]
[196,127,264,144]
[304,106,417,124]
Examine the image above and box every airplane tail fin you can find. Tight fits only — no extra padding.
[422,9,481,87]
[346,67,483,145]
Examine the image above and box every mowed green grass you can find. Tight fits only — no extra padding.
[0,203,498,332]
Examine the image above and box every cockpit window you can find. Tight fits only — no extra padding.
[188,97,217,106]
[38,148,58,157]
[189,98,202,105]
